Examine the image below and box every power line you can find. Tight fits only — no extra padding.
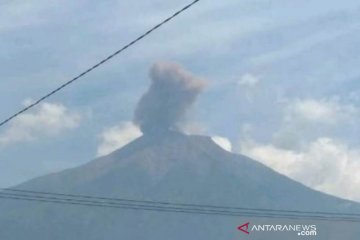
[0,0,200,128]
[1,189,360,222]
[1,193,359,222]
[2,188,359,218]
[0,193,357,222]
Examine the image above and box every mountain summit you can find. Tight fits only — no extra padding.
[0,131,359,239]
[1,63,359,239]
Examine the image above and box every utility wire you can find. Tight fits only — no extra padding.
[2,0,356,223]
[2,188,359,218]
[1,193,359,222]
[0,0,200,128]
[1,190,360,222]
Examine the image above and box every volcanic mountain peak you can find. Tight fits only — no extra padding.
[13,131,360,211]
[1,131,360,240]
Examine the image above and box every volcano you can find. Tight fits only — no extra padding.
[0,131,359,240]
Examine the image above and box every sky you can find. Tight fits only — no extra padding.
[1,0,360,201]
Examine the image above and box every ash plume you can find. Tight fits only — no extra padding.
[134,62,206,134]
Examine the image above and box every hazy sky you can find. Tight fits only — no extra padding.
[1,0,360,201]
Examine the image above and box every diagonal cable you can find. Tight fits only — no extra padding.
[0,0,200,128]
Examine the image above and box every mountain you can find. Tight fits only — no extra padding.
[0,131,359,239]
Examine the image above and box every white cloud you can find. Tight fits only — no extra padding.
[237,74,261,101]
[238,96,360,201]
[212,136,232,152]
[238,74,260,88]
[240,137,360,201]
[22,98,35,107]
[286,98,357,125]
[97,122,142,157]
[273,97,358,150]
[0,102,81,146]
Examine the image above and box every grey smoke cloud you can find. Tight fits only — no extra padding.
[134,62,206,134]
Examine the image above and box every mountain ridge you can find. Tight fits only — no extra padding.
[13,131,360,211]
[1,131,359,240]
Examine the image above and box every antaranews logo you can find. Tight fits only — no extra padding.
[237,222,317,237]
[237,222,250,234]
